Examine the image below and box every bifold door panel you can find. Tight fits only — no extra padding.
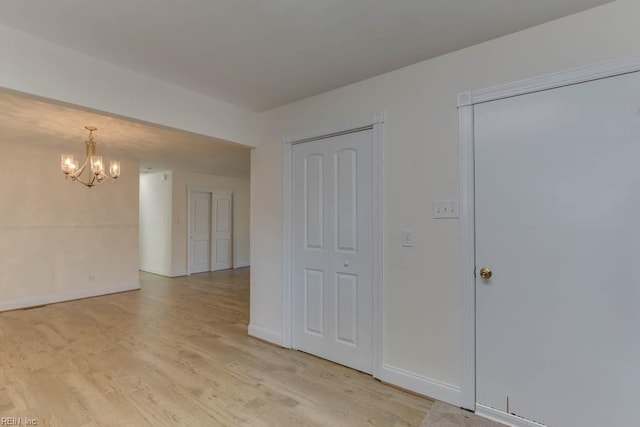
[292,130,374,373]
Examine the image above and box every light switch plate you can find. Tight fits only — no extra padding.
[402,230,414,247]
[433,200,459,219]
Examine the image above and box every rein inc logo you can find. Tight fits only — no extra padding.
[0,418,38,426]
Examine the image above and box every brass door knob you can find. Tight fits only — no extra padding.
[479,267,492,279]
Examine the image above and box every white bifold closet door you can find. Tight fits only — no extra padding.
[292,129,374,374]
[475,70,640,426]
[190,191,212,274]
[212,192,232,271]
[189,190,233,273]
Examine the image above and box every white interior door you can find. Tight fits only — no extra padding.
[292,129,374,373]
[475,71,640,426]
[190,191,211,274]
[212,191,232,271]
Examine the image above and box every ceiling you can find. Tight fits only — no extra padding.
[0,92,251,178]
[0,0,612,112]
[0,0,612,177]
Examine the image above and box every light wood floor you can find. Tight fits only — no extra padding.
[0,269,433,426]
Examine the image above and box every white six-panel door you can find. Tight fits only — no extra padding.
[189,189,233,274]
[474,71,640,426]
[190,191,212,274]
[292,129,374,373]
[212,191,232,271]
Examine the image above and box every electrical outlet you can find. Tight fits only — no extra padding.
[433,200,459,219]
[402,230,414,247]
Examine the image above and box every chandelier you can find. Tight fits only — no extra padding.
[60,126,121,187]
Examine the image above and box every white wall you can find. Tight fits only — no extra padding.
[139,171,173,276]
[171,171,250,276]
[0,142,139,311]
[0,24,260,147]
[250,0,640,404]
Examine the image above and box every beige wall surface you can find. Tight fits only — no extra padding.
[0,142,139,310]
[250,0,640,401]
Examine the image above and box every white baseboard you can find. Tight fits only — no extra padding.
[170,270,188,277]
[248,323,284,346]
[0,283,141,312]
[139,267,188,278]
[234,263,250,269]
[139,267,174,277]
[476,404,547,427]
[380,364,461,407]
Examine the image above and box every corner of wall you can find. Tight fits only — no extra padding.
[248,323,284,346]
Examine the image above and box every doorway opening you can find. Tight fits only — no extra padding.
[188,187,234,274]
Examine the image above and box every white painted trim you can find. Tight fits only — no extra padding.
[0,283,140,312]
[187,185,234,275]
[282,141,293,349]
[458,101,476,411]
[233,263,250,269]
[248,323,284,346]
[281,111,385,375]
[139,268,187,278]
[371,111,385,379]
[476,404,547,427]
[170,270,188,277]
[379,364,461,407]
[458,54,640,419]
[186,186,193,276]
[218,190,235,271]
[458,54,640,107]
[231,191,240,269]
[187,186,234,195]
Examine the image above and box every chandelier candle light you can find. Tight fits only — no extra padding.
[61,126,121,187]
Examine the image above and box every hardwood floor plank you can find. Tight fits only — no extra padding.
[0,269,432,426]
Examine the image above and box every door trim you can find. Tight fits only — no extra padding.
[282,112,385,378]
[458,53,640,411]
[187,186,234,275]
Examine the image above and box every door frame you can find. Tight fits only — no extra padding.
[458,54,640,414]
[187,185,234,275]
[282,112,385,378]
